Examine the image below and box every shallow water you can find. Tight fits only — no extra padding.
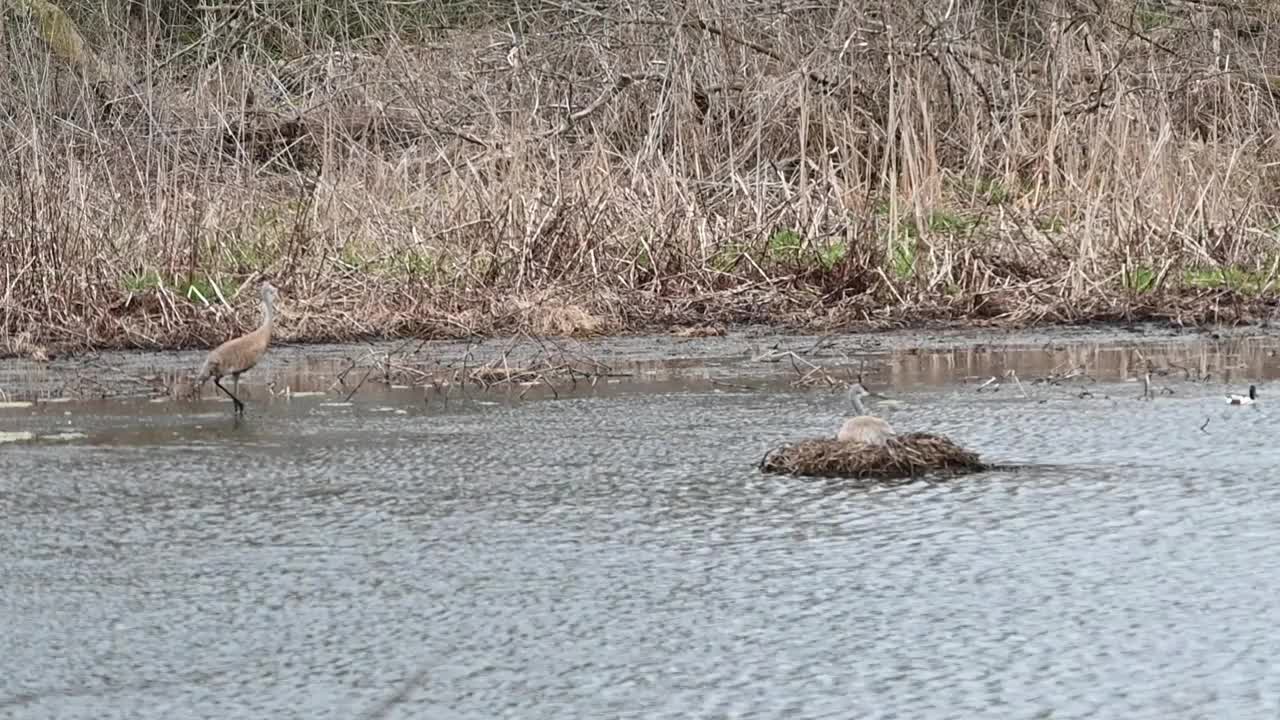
[4,332,1280,718]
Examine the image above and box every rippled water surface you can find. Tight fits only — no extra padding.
[4,334,1280,719]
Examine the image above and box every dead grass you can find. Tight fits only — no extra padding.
[4,0,1280,358]
[760,432,989,480]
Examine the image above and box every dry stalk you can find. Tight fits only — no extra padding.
[2,0,1280,357]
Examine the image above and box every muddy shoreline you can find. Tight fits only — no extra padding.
[2,319,1279,404]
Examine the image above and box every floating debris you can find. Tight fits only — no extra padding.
[0,431,35,444]
[40,432,86,441]
[760,432,988,481]
[0,401,33,409]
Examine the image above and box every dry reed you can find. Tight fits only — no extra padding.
[3,0,1280,359]
[760,432,987,480]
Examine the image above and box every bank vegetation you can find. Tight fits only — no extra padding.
[2,0,1280,357]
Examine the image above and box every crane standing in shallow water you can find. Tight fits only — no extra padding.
[194,282,279,416]
[836,382,896,445]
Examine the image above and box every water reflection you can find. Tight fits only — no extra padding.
[4,328,1280,406]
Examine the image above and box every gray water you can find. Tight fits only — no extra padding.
[3,339,1280,718]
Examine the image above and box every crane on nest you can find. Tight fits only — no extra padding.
[836,382,895,445]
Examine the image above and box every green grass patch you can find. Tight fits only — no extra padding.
[762,229,847,271]
[335,245,464,283]
[951,176,1012,205]
[385,251,439,279]
[630,244,655,275]
[973,178,1011,205]
[766,229,803,262]
[225,239,283,272]
[817,241,847,270]
[874,203,977,236]
[216,200,313,273]
[120,270,242,304]
[710,243,746,272]
[921,210,974,235]
[181,276,243,304]
[1122,264,1272,295]
[1126,266,1158,293]
[121,270,163,293]
[889,234,916,279]
[1184,267,1267,293]
[1136,2,1173,31]
[707,231,848,273]
[872,208,974,279]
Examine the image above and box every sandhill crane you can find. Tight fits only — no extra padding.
[195,281,279,415]
[836,382,895,445]
[1227,384,1257,405]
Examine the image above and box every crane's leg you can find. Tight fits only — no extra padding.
[213,376,245,415]
[190,371,208,401]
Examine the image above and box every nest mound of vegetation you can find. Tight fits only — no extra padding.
[760,432,987,481]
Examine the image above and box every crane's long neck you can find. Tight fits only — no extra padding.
[259,294,275,336]
[849,391,868,416]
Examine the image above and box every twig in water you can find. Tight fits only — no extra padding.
[343,364,375,402]
[1006,369,1029,399]
[804,333,837,356]
[750,345,785,362]
[1200,416,1211,433]
[328,357,357,392]
[711,378,757,391]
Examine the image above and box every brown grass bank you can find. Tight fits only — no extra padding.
[3,0,1280,359]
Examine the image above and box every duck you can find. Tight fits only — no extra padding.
[1227,385,1257,405]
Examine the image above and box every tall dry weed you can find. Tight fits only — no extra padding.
[3,0,1280,356]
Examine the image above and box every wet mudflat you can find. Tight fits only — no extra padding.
[3,327,1280,718]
